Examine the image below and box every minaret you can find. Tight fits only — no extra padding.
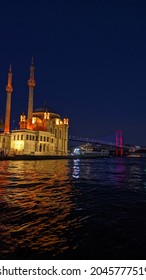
[27,58,35,129]
[4,65,13,133]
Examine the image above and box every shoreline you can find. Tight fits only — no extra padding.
[0,154,113,161]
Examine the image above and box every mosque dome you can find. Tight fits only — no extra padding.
[34,107,56,113]
[33,107,60,118]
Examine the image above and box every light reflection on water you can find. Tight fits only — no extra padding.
[72,159,80,178]
[1,158,146,259]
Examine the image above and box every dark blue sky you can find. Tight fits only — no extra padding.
[0,0,146,145]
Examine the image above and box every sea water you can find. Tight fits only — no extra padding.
[0,158,146,259]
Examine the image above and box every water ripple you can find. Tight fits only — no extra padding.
[1,158,146,259]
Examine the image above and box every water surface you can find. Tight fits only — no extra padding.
[0,158,146,259]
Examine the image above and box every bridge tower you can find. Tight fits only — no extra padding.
[116,130,123,156]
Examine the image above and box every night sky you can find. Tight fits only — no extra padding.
[0,0,146,145]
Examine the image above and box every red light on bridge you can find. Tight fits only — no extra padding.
[116,130,123,156]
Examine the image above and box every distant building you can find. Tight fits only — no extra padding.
[73,143,109,156]
[0,60,69,156]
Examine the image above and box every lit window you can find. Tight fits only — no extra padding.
[20,114,26,122]
[56,119,59,125]
[32,117,36,124]
[44,112,50,120]
[64,118,69,125]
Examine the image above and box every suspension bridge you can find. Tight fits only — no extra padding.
[69,130,125,156]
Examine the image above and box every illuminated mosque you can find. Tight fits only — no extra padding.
[0,60,69,156]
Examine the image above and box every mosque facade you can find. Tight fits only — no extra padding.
[0,60,69,156]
